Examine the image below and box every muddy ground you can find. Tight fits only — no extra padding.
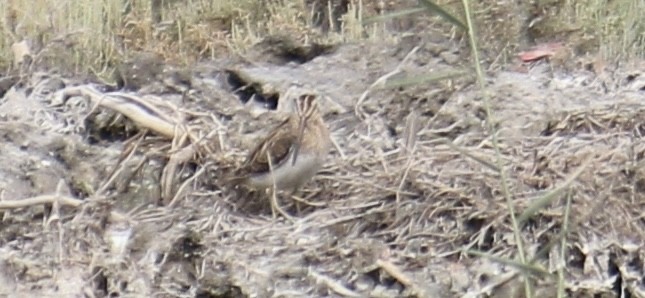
[1,30,645,298]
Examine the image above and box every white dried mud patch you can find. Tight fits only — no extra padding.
[0,40,644,297]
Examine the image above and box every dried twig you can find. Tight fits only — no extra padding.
[52,85,189,139]
[308,269,362,297]
[376,259,425,297]
[354,46,419,119]
[0,192,126,222]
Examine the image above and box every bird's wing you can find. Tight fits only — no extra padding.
[240,118,298,176]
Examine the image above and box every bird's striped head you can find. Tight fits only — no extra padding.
[290,93,320,166]
[294,94,319,120]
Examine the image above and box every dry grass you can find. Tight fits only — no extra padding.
[2,0,642,78]
[0,0,348,77]
[462,0,645,66]
[3,74,642,296]
[1,0,644,297]
[537,0,644,59]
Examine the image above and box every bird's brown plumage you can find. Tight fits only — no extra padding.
[230,93,330,190]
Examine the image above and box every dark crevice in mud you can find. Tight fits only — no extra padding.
[465,217,494,251]
[607,251,642,298]
[608,252,627,298]
[195,285,245,298]
[224,69,279,109]
[68,182,90,199]
[0,75,20,98]
[363,267,404,294]
[622,72,645,91]
[0,222,20,245]
[174,232,204,261]
[568,245,586,270]
[542,120,559,137]
[84,112,140,145]
[254,35,338,65]
[91,266,109,296]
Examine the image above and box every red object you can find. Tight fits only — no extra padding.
[518,42,564,62]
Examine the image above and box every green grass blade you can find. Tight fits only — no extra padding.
[381,69,468,89]
[465,250,550,276]
[438,138,501,172]
[516,157,591,226]
[460,0,531,295]
[557,190,573,298]
[419,0,467,29]
[362,7,427,25]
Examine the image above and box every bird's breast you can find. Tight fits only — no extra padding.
[246,152,325,189]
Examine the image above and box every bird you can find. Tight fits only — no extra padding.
[227,93,331,215]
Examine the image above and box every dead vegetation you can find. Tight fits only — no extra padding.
[0,0,644,298]
[1,42,645,296]
[1,0,643,77]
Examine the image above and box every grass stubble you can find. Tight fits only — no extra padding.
[0,0,643,296]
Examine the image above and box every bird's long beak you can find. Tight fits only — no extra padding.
[292,116,306,166]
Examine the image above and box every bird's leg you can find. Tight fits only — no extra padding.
[266,151,294,222]
[268,187,294,222]
[269,188,277,219]
[289,187,302,215]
